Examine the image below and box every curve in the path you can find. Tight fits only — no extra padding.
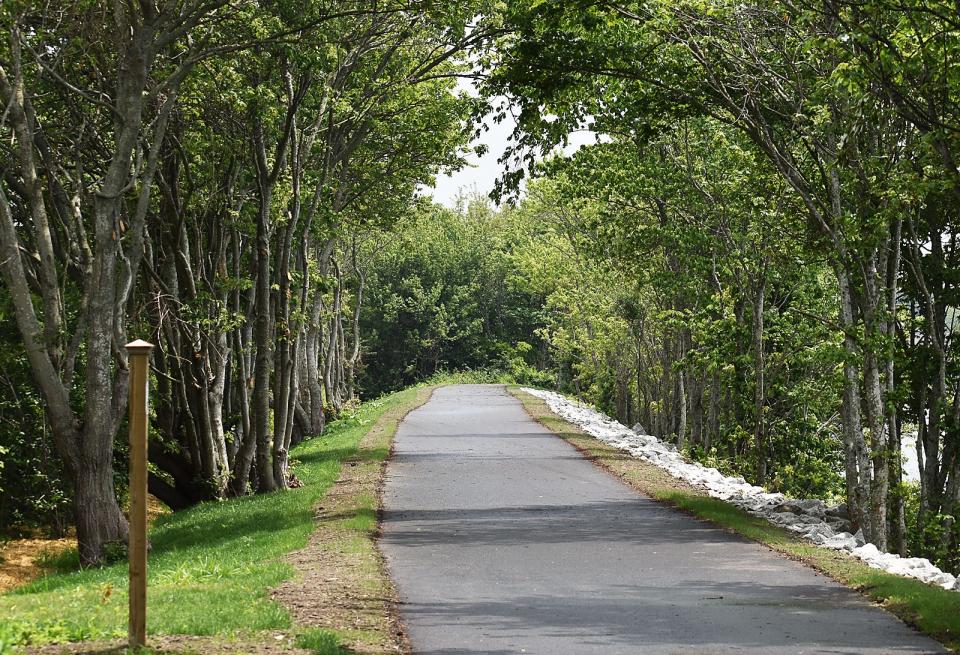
[380,384,945,655]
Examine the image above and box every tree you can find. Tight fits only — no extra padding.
[0,0,241,565]
[0,0,488,562]
[482,0,923,551]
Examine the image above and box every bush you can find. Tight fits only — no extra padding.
[0,309,73,535]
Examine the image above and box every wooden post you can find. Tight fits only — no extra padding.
[125,339,154,651]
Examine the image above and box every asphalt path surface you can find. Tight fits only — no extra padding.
[380,384,945,654]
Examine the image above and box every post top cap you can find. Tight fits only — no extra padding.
[125,339,155,352]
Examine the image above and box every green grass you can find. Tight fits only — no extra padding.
[0,385,427,651]
[294,628,343,654]
[510,386,960,652]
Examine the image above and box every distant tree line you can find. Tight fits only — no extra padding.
[358,200,552,397]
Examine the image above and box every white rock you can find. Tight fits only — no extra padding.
[823,532,859,550]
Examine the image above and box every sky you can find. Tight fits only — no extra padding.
[425,82,598,208]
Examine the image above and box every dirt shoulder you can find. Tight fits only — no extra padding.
[272,385,436,655]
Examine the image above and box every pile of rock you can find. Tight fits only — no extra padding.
[755,499,861,550]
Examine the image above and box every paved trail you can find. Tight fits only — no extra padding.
[380,385,945,654]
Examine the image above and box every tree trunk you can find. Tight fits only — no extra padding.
[252,197,277,493]
[837,267,870,537]
[231,322,257,496]
[74,454,129,566]
[677,370,687,450]
[753,273,767,486]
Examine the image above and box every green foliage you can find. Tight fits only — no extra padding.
[422,363,553,389]
[485,0,960,563]
[359,199,550,395]
[901,482,960,573]
[0,621,18,655]
[0,0,487,555]
[0,293,72,535]
[506,161,844,499]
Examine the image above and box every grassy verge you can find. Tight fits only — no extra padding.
[274,384,436,654]
[509,386,960,652]
[0,384,435,654]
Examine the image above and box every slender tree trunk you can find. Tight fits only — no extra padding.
[706,371,719,453]
[689,372,703,448]
[838,267,870,537]
[863,248,891,552]
[677,370,687,450]
[252,189,277,493]
[753,273,767,485]
[231,323,257,496]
